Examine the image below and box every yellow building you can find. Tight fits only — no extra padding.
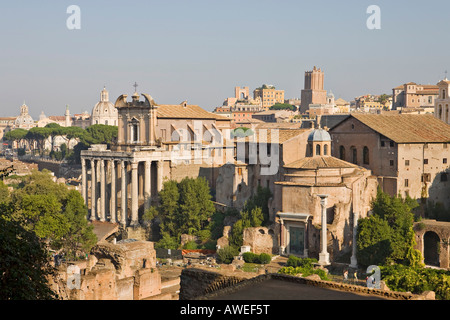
[253,84,285,111]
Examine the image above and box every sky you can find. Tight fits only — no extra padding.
[1,0,450,119]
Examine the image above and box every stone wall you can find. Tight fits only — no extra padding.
[179,267,254,300]
[49,240,162,300]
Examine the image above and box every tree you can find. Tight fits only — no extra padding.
[151,177,215,247]
[0,207,58,300]
[26,127,51,155]
[3,128,28,150]
[356,188,423,268]
[9,170,96,256]
[60,190,97,257]
[269,103,296,111]
[82,124,118,145]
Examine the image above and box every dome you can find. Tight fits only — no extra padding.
[92,100,117,118]
[91,87,118,125]
[308,128,331,142]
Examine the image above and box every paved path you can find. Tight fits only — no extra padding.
[209,278,387,300]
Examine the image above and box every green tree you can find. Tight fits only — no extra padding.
[26,127,51,155]
[3,128,28,150]
[151,177,215,247]
[59,190,97,257]
[9,170,96,256]
[0,208,58,300]
[356,188,422,268]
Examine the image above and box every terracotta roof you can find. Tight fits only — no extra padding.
[284,156,361,169]
[157,104,229,120]
[350,114,450,143]
[48,116,66,121]
[243,128,310,144]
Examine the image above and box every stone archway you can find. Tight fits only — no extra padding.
[423,231,440,267]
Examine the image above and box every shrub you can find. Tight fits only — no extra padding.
[217,246,239,264]
[259,253,272,264]
[242,252,272,264]
[286,255,317,268]
[243,252,258,263]
[278,265,329,281]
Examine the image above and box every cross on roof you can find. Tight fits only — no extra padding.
[133,82,138,92]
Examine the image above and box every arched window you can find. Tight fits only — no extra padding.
[316,144,321,156]
[443,89,446,100]
[446,105,449,123]
[339,145,346,160]
[130,118,139,143]
[363,146,369,165]
[324,144,329,156]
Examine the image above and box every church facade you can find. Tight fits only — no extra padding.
[80,91,232,227]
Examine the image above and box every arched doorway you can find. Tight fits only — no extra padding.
[423,231,440,267]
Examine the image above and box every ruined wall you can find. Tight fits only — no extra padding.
[242,227,277,254]
[179,267,254,300]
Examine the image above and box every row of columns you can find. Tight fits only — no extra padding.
[81,158,164,227]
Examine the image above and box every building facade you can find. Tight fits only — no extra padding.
[330,114,450,209]
[253,85,285,111]
[435,78,450,125]
[392,82,438,111]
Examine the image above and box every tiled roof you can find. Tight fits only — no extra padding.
[284,156,360,169]
[350,114,450,143]
[157,104,229,120]
[243,128,310,144]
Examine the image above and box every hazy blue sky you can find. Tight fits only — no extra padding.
[1,0,449,118]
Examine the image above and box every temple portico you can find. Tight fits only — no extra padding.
[81,145,166,227]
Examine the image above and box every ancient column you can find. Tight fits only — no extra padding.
[144,160,151,211]
[130,161,139,227]
[350,211,359,268]
[279,219,285,255]
[157,160,163,192]
[318,194,330,265]
[121,160,128,226]
[81,158,87,206]
[90,159,96,221]
[110,160,117,223]
[100,159,106,222]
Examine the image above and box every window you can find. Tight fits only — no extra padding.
[351,146,357,164]
[405,160,410,166]
[324,144,329,156]
[316,144,321,156]
[442,173,448,182]
[390,160,394,166]
[363,146,369,165]
[390,141,394,147]
[424,159,428,165]
[381,141,385,147]
[339,146,346,161]
[444,158,448,164]
[404,179,409,187]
